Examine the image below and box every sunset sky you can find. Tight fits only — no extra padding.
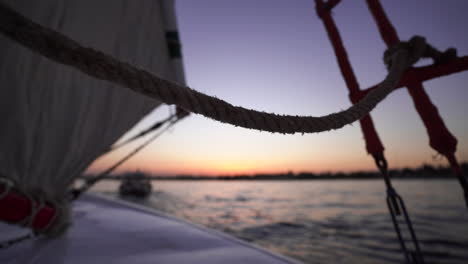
[87,0,468,176]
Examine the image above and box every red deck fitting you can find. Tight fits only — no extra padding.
[0,184,56,231]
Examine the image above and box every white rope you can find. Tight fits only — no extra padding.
[0,3,423,135]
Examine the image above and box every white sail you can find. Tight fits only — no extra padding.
[0,0,181,198]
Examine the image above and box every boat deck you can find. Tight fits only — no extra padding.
[0,193,300,264]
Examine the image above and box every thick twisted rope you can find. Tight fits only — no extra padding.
[0,3,423,134]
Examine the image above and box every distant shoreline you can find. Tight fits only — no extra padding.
[80,177,458,181]
[82,163,467,181]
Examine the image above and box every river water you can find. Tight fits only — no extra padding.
[94,179,468,264]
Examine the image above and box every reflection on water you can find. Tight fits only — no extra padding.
[92,180,468,264]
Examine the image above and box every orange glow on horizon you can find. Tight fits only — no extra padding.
[85,147,462,176]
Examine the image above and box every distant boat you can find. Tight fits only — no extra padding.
[118,172,152,199]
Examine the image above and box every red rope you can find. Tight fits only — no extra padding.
[316,1,467,212]
[406,82,457,155]
[359,56,468,98]
[365,0,460,162]
[315,0,385,155]
[365,0,400,46]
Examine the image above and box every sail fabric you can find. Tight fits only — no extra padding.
[0,0,180,199]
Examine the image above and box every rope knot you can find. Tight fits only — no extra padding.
[383,36,427,70]
[384,35,458,70]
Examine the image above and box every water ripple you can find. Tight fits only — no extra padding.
[99,180,468,264]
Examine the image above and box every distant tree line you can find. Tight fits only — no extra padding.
[81,162,468,181]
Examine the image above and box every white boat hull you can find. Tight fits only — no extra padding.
[0,193,300,264]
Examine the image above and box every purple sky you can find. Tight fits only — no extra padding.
[88,0,468,176]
